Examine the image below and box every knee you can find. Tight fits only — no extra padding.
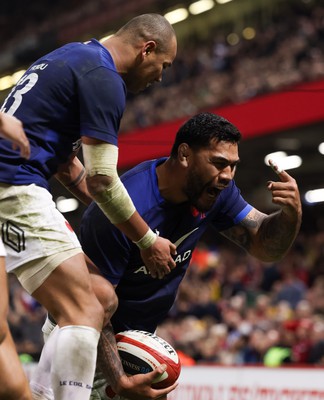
[91,275,118,326]
[103,286,118,326]
[98,282,118,327]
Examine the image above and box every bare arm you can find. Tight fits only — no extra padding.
[97,324,176,399]
[0,112,30,159]
[55,155,93,206]
[86,260,175,399]
[82,136,176,279]
[221,163,302,262]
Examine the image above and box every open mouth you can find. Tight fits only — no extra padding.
[205,187,221,199]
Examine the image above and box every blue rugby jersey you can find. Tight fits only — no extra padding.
[0,39,126,190]
[80,158,253,333]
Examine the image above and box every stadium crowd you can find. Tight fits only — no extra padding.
[120,0,324,132]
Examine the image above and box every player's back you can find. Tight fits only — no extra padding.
[0,39,124,189]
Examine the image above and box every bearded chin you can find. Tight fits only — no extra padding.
[194,202,212,213]
[188,195,210,213]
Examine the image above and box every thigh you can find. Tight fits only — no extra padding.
[32,252,103,330]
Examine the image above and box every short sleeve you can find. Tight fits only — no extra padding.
[210,181,253,231]
[78,67,126,145]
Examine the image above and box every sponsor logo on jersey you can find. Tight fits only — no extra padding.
[174,227,199,247]
[134,250,192,275]
[134,228,198,275]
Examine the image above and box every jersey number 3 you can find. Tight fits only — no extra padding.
[0,73,38,115]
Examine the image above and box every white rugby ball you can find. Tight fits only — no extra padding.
[115,330,181,389]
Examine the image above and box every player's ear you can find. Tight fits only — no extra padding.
[143,41,156,57]
[178,143,189,166]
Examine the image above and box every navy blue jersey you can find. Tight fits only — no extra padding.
[0,39,126,189]
[80,158,253,333]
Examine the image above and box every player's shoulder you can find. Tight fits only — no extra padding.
[45,39,116,75]
[122,159,165,212]
[121,159,160,184]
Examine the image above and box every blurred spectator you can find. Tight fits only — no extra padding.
[7,275,46,361]
[307,320,324,365]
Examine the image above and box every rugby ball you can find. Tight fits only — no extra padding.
[115,330,181,389]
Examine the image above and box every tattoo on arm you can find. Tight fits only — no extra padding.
[222,210,262,251]
[222,208,298,260]
[65,167,86,188]
[97,323,125,389]
[256,210,297,259]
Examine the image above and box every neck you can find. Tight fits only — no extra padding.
[156,158,187,204]
[102,37,128,73]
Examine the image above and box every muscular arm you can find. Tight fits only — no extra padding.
[55,155,93,206]
[221,207,300,261]
[98,323,174,399]
[82,136,176,279]
[87,263,176,399]
[221,164,302,262]
[97,323,125,392]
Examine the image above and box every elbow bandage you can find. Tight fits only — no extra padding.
[82,142,136,224]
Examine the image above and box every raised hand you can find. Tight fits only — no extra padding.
[267,159,302,222]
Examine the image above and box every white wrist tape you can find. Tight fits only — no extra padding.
[82,142,136,224]
[133,228,158,249]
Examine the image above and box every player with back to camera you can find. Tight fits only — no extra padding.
[38,112,302,399]
[0,13,178,400]
[0,112,32,400]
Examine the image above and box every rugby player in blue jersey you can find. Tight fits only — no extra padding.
[0,14,177,400]
[0,112,32,400]
[78,112,300,398]
[36,112,302,399]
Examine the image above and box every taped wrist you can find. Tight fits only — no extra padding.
[133,228,158,249]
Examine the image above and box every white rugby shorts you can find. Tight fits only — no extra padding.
[0,183,82,292]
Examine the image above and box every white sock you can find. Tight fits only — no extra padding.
[30,325,58,400]
[52,325,100,400]
[30,382,54,400]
